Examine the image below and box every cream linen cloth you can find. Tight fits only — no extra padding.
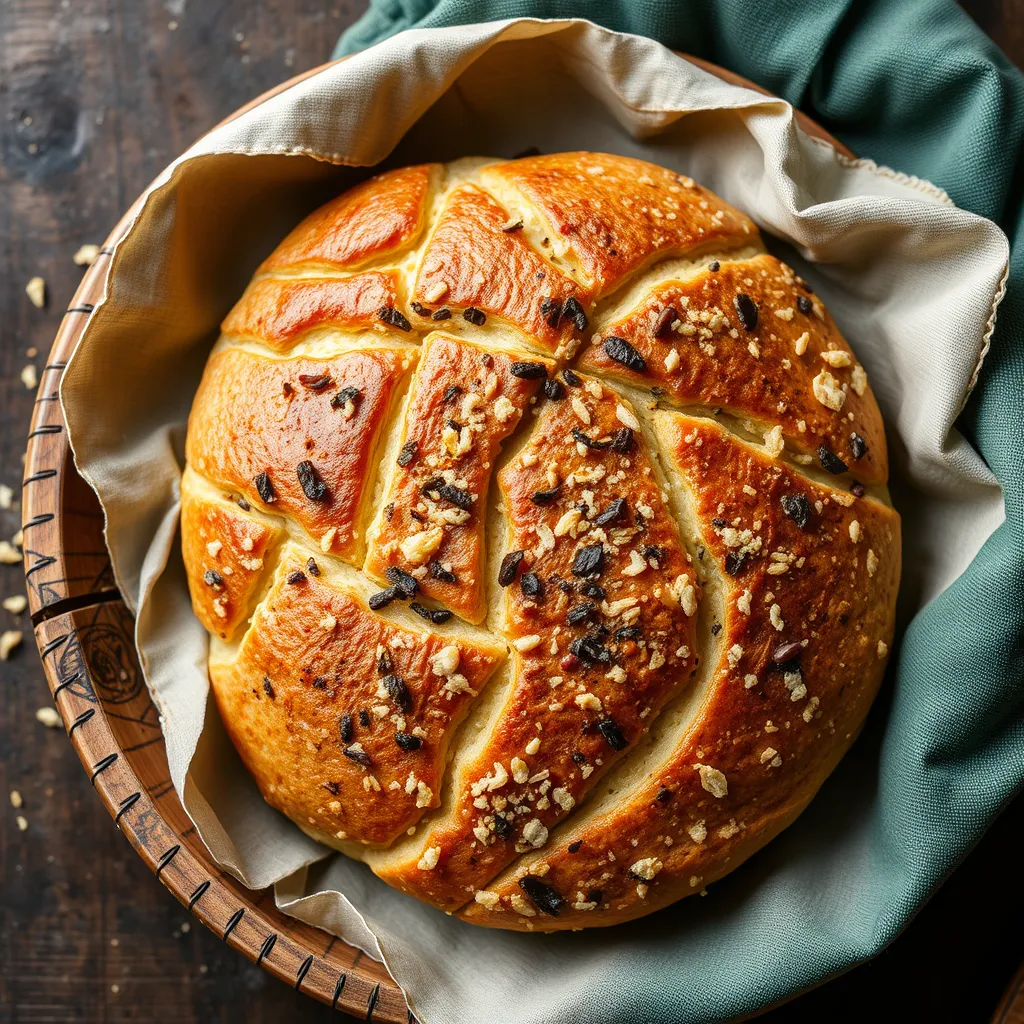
[60,18,1008,1024]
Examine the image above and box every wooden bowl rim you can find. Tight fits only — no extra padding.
[22,48,852,1019]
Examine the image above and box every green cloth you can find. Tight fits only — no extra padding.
[335,3,1024,1019]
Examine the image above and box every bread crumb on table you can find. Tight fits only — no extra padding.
[35,707,62,729]
[25,276,46,308]
[0,630,22,660]
[73,243,101,266]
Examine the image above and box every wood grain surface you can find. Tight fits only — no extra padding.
[1,2,1022,1022]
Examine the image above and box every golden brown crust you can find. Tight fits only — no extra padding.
[578,254,888,483]
[182,153,901,932]
[484,152,758,292]
[180,468,282,641]
[364,334,553,623]
[374,380,699,909]
[221,273,400,350]
[460,414,899,929]
[210,548,505,846]
[186,345,416,562]
[412,185,588,353]
[259,164,436,273]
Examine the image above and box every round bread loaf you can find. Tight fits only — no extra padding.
[182,152,900,931]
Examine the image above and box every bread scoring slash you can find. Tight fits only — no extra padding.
[182,152,900,931]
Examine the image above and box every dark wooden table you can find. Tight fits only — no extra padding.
[1,2,1021,1021]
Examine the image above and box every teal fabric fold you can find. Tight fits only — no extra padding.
[334,2,1024,1019]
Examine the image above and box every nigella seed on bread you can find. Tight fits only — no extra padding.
[182,152,900,933]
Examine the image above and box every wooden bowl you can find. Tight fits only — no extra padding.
[21,53,851,1018]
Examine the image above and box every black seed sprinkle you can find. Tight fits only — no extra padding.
[610,427,635,454]
[543,378,566,401]
[655,785,673,804]
[203,569,224,589]
[299,372,333,391]
[429,561,458,584]
[369,586,401,610]
[725,551,747,576]
[296,460,328,501]
[595,498,628,527]
[286,569,306,585]
[708,260,721,272]
[518,876,565,917]
[481,353,493,367]
[339,714,353,743]
[378,305,412,331]
[432,308,452,321]
[562,368,582,387]
[587,888,604,905]
[571,427,612,451]
[540,297,563,329]
[654,306,679,339]
[772,641,805,664]
[463,307,487,326]
[236,496,251,511]
[410,602,433,622]
[377,649,393,675]
[493,814,515,839]
[394,732,422,752]
[383,674,412,712]
[563,296,588,331]
[397,440,418,467]
[331,386,361,410]
[712,517,728,528]
[262,676,275,700]
[567,841,582,854]
[511,361,548,380]
[604,336,647,373]
[734,293,758,331]
[312,675,328,689]
[571,751,587,765]
[306,557,320,577]
[850,433,868,460]
[571,544,605,578]
[501,219,524,233]
[386,566,420,597]
[323,780,340,795]
[780,493,811,529]
[520,572,544,599]
[615,625,643,642]
[797,294,813,315]
[410,301,431,317]
[580,581,606,601]
[430,608,453,624]
[818,445,849,475]
[597,717,628,750]
[569,634,612,666]
[531,485,561,505]
[567,601,597,626]
[343,745,373,768]
[851,482,866,498]
[438,483,473,510]
[498,550,525,587]
[442,385,462,404]
[254,471,276,504]
[711,623,722,636]
[358,709,370,727]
